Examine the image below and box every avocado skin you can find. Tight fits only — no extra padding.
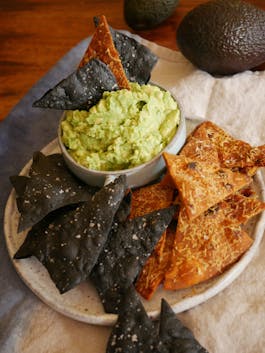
[177,0,265,75]
[124,0,179,30]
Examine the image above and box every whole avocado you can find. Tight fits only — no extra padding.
[124,0,180,30]
[177,0,265,75]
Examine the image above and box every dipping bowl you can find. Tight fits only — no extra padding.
[58,90,186,188]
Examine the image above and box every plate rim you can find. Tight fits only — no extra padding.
[4,120,265,326]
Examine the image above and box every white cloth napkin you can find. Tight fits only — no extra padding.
[9,37,265,353]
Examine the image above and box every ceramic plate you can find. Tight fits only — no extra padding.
[4,118,265,326]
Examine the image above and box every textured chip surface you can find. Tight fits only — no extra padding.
[91,205,176,313]
[10,152,95,232]
[163,152,251,219]
[111,28,158,84]
[14,176,127,293]
[79,15,130,90]
[33,59,118,110]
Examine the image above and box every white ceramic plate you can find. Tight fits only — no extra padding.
[4,118,265,326]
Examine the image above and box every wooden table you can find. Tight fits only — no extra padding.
[0,0,264,121]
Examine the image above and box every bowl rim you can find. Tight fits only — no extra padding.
[57,87,185,177]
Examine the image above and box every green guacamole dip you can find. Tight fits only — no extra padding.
[61,83,180,171]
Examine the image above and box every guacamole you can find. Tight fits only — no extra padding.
[61,83,180,171]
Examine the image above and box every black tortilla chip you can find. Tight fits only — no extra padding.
[10,175,30,213]
[112,190,132,227]
[90,205,177,313]
[10,175,29,197]
[32,58,118,110]
[110,28,158,84]
[14,175,127,293]
[106,286,157,353]
[13,204,77,259]
[157,299,208,353]
[10,152,96,232]
[107,292,208,353]
[92,16,157,84]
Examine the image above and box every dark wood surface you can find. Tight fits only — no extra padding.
[0,0,264,121]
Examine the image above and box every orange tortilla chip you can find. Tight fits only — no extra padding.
[79,15,130,90]
[164,193,265,290]
[164,228,252,290]
[129,182,175,219]
[180,124,220,166]
[129,182,175,299]
[135,225,176,300]
[163,152,251,219]
[160,171,176,189]
[222,192,265,225]
[188,121,265,170]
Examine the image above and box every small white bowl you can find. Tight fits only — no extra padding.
[58,93,186,188]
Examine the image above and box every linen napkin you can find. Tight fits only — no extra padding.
[0,34,265,353]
